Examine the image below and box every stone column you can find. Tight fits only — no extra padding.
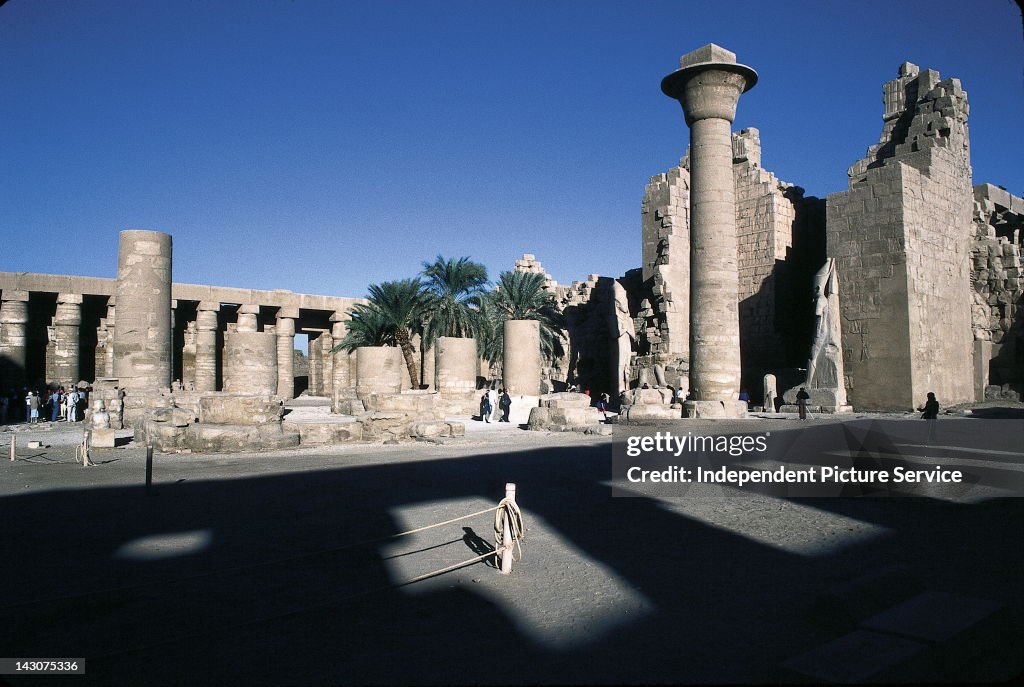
[330,314,350,394]
[276,308,298,399]
[113,229,173,390]
[54,293,83,387]
[661,44,756,418]
[308,332,322,395]
[320,329,335,398]
[0,290,30,388]
[237,304,259,333]
[355,346,402,398]
[104,298,116,379]
[503,320,541,395]
[194,301,219,392]
[436,336,478,392]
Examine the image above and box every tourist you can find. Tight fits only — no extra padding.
[499,389,511,422]
[597,392,609,420]
[51,387,63,422]
[479,391,492,423]
[675,387,686,404]
[796,387,810,420]
[65,388,77,422]
[25,390,39,424]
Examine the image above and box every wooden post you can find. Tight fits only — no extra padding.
[500,482,516,575]
[82,431,92,467]
[145,444,154,495]
[8,435,14,462]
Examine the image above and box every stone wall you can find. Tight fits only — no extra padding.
[828,62,974,410]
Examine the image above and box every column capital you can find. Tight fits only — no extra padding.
[661,44,756,125]
[330,310,351,323]
[238,304,261,315]
[57,292,84,305]
[198,300,221,312]
[1,290,30,303]
[276,306,300,320]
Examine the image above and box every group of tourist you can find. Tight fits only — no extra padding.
[478,389,512,423]
[0,385,91,425]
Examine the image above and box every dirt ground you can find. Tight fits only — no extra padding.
[1,414,1021,685]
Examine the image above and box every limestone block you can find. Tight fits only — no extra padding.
[89,429,117,448]
[632,388,667,405]
[683,400,749,419]
[626,404,681,421]
[446,421,466,437]
[411,421,450,438]
[363,391,443,418]
[184,423,299,452]
[149,406,196,427]
[199,394,284,426]
[540,392,592,409]
[332,398,366,416]
[358,412,415,442]
[283,422,362,445]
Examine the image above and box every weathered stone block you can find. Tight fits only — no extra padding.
[199,394,284,426]
[90,428,117,448]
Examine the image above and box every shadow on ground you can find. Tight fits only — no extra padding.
[0,423,1022,685]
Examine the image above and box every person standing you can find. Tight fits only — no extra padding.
[25,391,39,424]
[65,388,77,422]
[796,387,810,420]
[499,389,512,423]
[51,388,63,422]
[479,392,492,423]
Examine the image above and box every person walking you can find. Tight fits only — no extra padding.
[796,387,810,420]
[499,389,512,423]
[479,391,492,423]
[918,392,940,443]
[51,388,63,422]
[597,392,610,421]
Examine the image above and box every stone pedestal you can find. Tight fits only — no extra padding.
[435,336,478,393]
[53,293,82,387]
[194,302,219,393]
[113,230,173,391]
[223,331,277,395]
[0,290,30,388]
[684,399,750,419]
[662,44,755,418]
[503,320,541,396]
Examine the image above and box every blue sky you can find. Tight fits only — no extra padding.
[2,0,1022,299]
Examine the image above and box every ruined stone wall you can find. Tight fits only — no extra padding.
[971,184,1024,395]
[828,62,974,410]
[640,165,689,359]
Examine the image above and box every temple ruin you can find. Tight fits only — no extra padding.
[2,47,1022,432]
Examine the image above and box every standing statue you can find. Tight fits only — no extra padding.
[763,373,777,413]
[611,281,636,395]
[784,258,850,411]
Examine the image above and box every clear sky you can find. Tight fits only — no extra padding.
[2,0,1022,299]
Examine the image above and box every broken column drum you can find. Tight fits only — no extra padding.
[661,44,756,415]
[112,230,173,390]
[435,336,478,392]
[503,320,542,396]
[223,331,278,395]
[355,346,402,397]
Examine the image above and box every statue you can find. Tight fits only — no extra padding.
[611,281,636,395]
[783,259,850,411]
[763,373,777,412]
[90,399,111,430]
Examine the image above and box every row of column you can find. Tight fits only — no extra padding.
[1,290,84,389]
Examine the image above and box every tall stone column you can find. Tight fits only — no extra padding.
[503,320,541,395]
[308,332,322,395]
[194,301,219,393]
[113,230,173,391]
[54,293,83,387]
[330,314,350,394]
[320,330,335,398]
[276,308,298,399]
[661,44,756,418]
[0,290,30,389]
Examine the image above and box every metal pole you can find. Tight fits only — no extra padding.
[500,482,516,575]
[8,435,15,462]
[145,444,153,495]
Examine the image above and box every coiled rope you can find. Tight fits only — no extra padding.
[494,495,524,563]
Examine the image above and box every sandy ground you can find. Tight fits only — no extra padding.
[0,413,1022,685]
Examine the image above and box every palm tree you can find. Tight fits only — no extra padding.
[335,278,425,387]
[479,270,565,364]
[420,255,488,348]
